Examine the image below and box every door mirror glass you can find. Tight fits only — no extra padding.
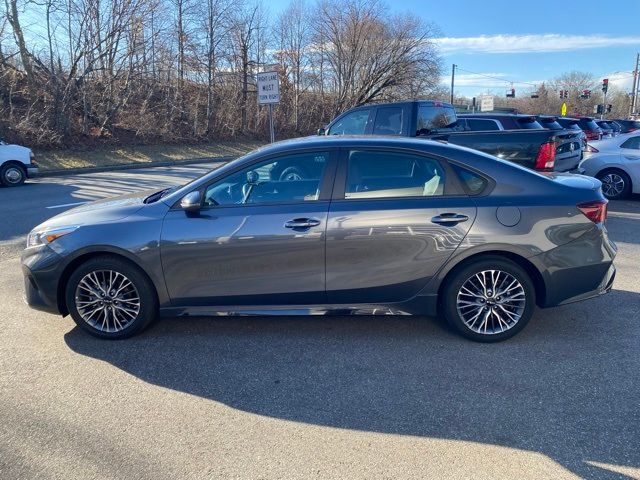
[180,191,201,212]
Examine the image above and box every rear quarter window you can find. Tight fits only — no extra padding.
[451,163,489,195]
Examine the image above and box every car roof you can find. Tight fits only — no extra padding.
[458,113,534,119]
[336,100,455,111]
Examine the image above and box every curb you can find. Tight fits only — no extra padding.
[36,155,237,178]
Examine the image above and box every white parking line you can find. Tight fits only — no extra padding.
[45,201,89,209]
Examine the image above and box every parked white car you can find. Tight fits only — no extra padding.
[580,132,640,199]
[0,140,38,186]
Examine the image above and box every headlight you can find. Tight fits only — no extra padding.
[26,226,78,248]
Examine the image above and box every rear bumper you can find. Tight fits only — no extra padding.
[555,263,615,306]
[537,225,617,308]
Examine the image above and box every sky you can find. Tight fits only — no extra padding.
[275,0,640,96]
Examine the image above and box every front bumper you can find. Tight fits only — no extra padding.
[21,246,65,315]
[26,165,39,178]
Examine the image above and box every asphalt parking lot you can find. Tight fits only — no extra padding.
[1,165,639,480]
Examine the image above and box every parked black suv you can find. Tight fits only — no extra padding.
[612,119,640,134]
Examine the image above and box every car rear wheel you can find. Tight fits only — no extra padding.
[1,162,26,186]
[65,256,158,339]
[442,257,535,342]
[597,169,632,200]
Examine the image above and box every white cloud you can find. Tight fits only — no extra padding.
[435,34,640,54]
[607,71,636,92]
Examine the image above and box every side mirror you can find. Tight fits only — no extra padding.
[317,127,326,136]
[246,170,259,185]
[180,191,201,213]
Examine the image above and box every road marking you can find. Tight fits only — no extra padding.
[46,201,89,209]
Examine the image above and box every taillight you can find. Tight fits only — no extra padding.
[628,128,637,133]
[535,141,556,170]
[577,200,608,223]
[585,144,599,153]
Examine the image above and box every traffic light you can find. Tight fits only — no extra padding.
[595,104,604,114]
[580,89,591,99]
[559,90,569,99]
[606,104,612,113]
[602,78,609,93]
[506,88,515,98]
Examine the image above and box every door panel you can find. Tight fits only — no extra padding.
[161,203,329,306]
[326,147,476,304]
[326,198,476,303]
[160,149,336,307]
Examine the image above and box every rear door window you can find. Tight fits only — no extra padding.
[372,107,403,135]
[344,150,446,199]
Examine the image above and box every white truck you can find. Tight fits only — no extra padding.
[0,140,38,186]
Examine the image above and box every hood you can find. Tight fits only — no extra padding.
[35,188,158,231]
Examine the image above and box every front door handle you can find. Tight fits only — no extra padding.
[284,218,321,229]
[431,213,469,225]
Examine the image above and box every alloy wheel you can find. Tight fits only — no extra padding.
[456,269,526,335]
[74,270,140,332]
[600,173,625,198]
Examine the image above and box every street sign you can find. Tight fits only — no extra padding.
[480,95,494,112]
[257,71,280,105]
[257,71,279,143]
[561,102,567,116]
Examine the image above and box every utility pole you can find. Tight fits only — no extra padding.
[630,53,639,118]
[450,64,456,105]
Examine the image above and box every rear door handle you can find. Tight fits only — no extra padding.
[431,213,469,225]
[284,218,321,229]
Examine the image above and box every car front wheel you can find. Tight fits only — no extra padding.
[1,163,26,186]
[65,256,158,339]
[442,257,535,342]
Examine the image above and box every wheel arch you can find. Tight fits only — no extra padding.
[56,248,159,316]
[437,250,547,309]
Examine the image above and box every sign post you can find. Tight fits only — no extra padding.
[257,71,280,143]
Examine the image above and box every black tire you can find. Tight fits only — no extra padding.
[596,169,632,200]
[279,166,307,181]
[65,256,158,339]
[0,162,26,187]
[441,256,536,342]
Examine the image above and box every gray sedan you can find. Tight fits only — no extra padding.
[21,137,616,342]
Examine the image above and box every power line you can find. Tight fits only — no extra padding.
[455,66,540,88]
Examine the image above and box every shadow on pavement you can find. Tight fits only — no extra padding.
[65,288,640,479]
